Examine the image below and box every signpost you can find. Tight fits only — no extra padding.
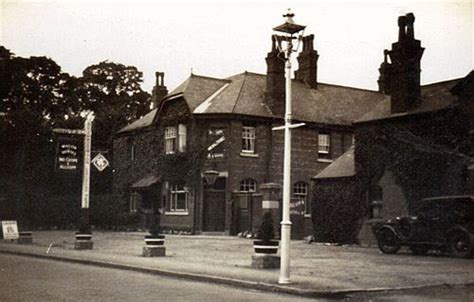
[53,111,95,250]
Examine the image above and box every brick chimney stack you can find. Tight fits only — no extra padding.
[377,49,392,95]
[152,72,168,110]
[388,13,424,114]
[295,34,319,89]
[265,35,286,116]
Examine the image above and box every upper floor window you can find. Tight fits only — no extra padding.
[293,182,309,215]
[242,126,256,153]
[239,178,257,192]
[165,124,186,154]
[318,133,331,160]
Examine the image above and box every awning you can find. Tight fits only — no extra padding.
[131,175,160,189]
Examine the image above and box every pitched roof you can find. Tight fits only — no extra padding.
[193,72,384,125]
[313,146,355,179]
[167,74,230,112]
[117,108,157,134]
[356,79,461,123]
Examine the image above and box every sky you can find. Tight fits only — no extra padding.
[1,0,472,93]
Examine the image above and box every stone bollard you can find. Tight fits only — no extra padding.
[142,234,166,257]
[74,233,93,250]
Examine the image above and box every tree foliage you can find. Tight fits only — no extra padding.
[0,47,152,227]
[77,61,151,148]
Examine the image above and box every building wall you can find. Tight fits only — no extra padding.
[114,98,354,237]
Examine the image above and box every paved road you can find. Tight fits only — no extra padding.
[0,254,314,302]
[1,253,473,301]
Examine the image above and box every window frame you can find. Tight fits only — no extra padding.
[293,181,309,215]
[241,126,256,154]
[368,185,383,219]
[129,192,140,213]
[165,126,177,154]
[318,133,331,155]
[164,124,187,154]
[168,183,188,213]
[239,178,257,193]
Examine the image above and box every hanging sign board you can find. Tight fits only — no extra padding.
[55,136,81,172]
[1,221,19,240]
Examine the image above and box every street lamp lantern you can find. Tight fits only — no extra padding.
[273,9,306,35]
[271,9,306,285]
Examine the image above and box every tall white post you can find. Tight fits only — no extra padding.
[81,112,94,209]
[279,48,293,284]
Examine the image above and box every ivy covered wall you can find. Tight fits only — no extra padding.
[355,109,470,210]
[312,108,471,244]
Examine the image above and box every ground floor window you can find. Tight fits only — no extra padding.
[293,182,309,215]
[368,185,383,219]
[169,184,188,213]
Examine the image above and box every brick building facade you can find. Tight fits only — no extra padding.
[113,32,384,238]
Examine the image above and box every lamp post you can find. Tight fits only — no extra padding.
[272,9,306,284]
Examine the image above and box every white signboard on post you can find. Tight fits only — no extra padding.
[2,221,19,240]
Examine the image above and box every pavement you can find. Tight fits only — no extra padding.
[1,230,474,299]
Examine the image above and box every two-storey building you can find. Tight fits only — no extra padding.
[113,33,384,238]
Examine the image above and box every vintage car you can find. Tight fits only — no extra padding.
[372,195,474,258]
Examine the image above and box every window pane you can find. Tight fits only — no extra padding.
[242,127,255,153]
[176,192,186,210]
[240,178,256,192]
[178,124,187,152]
[318,134,330,154]
[293,182,308,214]
[165,127,177,154]
[169,184,187,211]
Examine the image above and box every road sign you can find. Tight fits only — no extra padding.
[92,153,109,172]
[2,221,19,240]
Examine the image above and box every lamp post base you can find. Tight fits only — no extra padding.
[278,277,292,284]
[252,254,280,269]
[17,231,33,244]
[74,240,94,250]
[142,246,166,257]
[75,233,93,250]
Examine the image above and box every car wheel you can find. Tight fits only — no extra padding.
[410,245,429,256]
[450,231,474,258]
[377,228,401,254]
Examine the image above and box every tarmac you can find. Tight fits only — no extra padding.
[1,230,474,299]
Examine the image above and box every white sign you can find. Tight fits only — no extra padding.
[92,153,109,172]
[2,221,19,240]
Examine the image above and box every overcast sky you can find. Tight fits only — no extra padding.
[1,0,472,93]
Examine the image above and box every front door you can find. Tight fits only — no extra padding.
[203,189,226,232]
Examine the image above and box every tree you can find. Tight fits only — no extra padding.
[0,47,79,225]
[77,61,151,149]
